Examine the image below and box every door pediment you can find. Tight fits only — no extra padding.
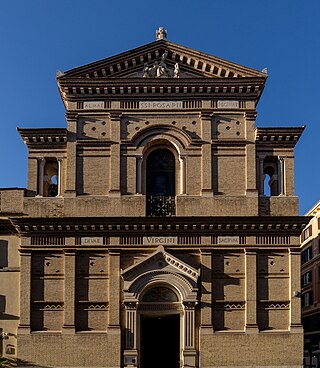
[122,245,199,282]
[122,246,199,302]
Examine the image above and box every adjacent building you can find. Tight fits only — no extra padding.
[0,29,308,367]
[301,201,320,363]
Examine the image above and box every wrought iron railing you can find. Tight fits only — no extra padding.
[146,195,176,217]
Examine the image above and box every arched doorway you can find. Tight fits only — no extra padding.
[140,287,181,368]
[146,148,176,216]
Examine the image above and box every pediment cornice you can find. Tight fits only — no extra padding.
[57,40,267,81]
[121,245,199,283]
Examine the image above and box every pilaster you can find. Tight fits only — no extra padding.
[62,249,76,333]
[65,113,77,197]
[245,111,258,196]
[109,112,122,196]
[18,250,32,333]
[245,250,258,332]
[200,251,213,331]
[108,250,121,332]
[290,249,303,331]
[200,111,213,196]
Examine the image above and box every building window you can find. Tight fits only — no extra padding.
[301,246,313,264]
[146,148,176,217]
[301,225,312,243]
[302,291,313,308]
[263,158,279,196]
[302,271,312,287]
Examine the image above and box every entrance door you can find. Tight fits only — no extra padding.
[140,314,180,368]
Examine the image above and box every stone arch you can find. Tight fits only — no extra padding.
[133,127,189,197]
[131,125,191,155]
[125,270,197,303]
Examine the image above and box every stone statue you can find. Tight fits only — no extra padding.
[143,63,153,78]
[142,53,172,78]
[174,63,180,78]
[156,27,167,40]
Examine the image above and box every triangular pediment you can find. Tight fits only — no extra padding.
[58,40,267,81]
[122,245,199,283]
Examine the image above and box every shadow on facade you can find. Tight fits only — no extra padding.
[258,196,271,216]
[0,240,8,268]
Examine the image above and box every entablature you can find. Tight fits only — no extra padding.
[18,128,68,149]
[255,127,305,148]
[11,216,309,238]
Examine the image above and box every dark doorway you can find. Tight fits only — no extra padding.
[140,314,180,368]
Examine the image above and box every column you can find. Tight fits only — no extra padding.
[57,158,63,196]
[63,249,76,333]
[123,302,138,367]
[109,112,122,196]
[18,250,32,333]
[245,250,258,332]
[136,155,143,194]
[36,157,45,196]
[289,249,303,331]
[183,302,197,368]
[65,113,77,197]
[179,154,186,195]
[258,156,265,195]
[200,251,212,331]
[278,156,285,195]
[200,112,213,196]
[108,250,121,332]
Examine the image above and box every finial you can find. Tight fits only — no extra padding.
[156,27,167,41]
[262,67,268,75]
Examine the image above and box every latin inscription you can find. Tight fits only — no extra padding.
[217,100,239,108]
[143,236,178,245]
[81,237,104,246]
[83,101,104,109]
[217,236,240,245]
[139,101,183,109]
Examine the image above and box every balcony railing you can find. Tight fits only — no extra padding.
[146,195,176,217]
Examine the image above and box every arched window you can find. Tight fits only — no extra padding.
[263,158,279,196]
[146,149,175,197]
[44,159,59,197]
[146,149,176,216]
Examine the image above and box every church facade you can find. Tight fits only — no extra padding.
[0,30,308,367]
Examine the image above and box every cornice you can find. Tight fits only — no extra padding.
[18,128,68,148]
[255,126,305,147]
[58,77,266,101]
[10,216,309,237]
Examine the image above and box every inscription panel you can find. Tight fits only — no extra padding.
[83,101,104,109]
[217,236,240,245]
[143,236,178,245]
[217,100,239,109]
[139,101,182,109]
[81,237,104,246]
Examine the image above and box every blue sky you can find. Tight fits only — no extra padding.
[0,0,319,214]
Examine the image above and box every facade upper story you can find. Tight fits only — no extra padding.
[0,37,305,218]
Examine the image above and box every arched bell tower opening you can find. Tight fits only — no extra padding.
[146,148,176,216]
